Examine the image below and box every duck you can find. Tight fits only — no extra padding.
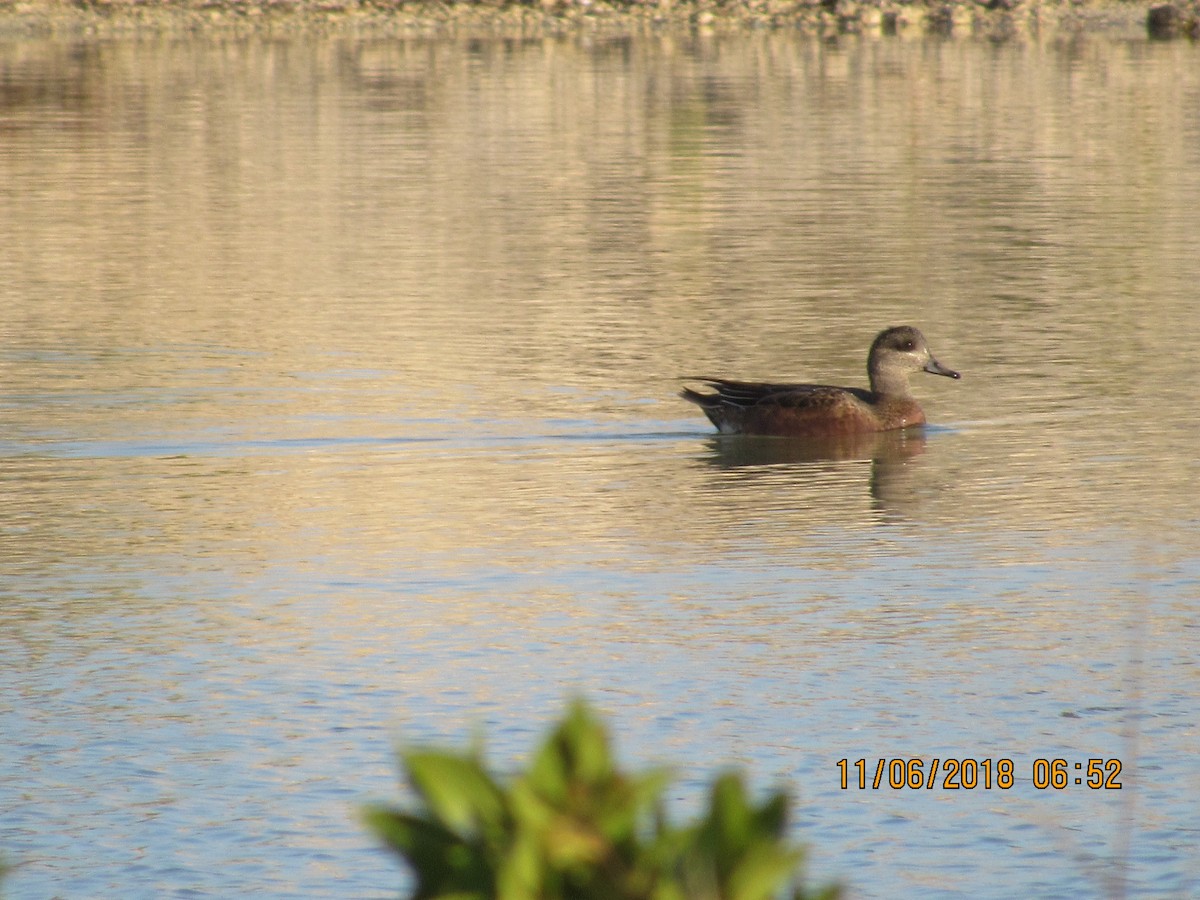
[680,325,960,437]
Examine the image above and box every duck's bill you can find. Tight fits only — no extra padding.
[924,358,961,379]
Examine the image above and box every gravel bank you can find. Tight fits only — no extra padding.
[0,0,1191,40]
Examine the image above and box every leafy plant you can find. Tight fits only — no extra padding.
[364,700,840,900]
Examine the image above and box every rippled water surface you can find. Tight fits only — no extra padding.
[2,27,1199,899]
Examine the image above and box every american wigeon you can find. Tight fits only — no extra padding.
[681,326,960,436]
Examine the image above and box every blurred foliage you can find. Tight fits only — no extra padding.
[364,700,840,900]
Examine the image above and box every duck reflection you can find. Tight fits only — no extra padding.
[699,428,928,517]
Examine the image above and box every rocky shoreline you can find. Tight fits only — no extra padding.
[0,0,1195,38]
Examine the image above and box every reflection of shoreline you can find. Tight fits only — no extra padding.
[698,428,928,519]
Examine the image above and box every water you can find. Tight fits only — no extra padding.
[2,26,1199,900]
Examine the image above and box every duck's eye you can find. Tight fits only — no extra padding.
[900,340,915,351]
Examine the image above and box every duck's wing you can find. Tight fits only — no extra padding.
[682,378,871,410]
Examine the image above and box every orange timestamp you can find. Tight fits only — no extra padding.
[836,758,1123,790]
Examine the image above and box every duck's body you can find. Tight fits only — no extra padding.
[680,326,959,437]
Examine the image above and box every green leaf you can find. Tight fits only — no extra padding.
[404,750,508,838]
[726,843,803,900]
[493,824,545,900]
[527,700,618,802]
[704,773,756,866]
[361,806,492,898]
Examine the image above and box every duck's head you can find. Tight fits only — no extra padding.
[868,325,960,393]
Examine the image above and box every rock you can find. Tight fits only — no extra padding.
[1146,3,1181,38]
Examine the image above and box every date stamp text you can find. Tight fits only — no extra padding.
[836,758,1123,790]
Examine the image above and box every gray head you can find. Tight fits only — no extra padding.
[867,326,960,395]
